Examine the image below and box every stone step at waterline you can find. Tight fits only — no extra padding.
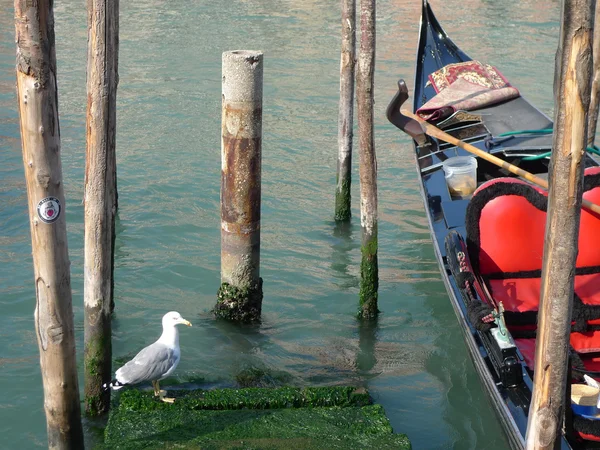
[103,386,411,450]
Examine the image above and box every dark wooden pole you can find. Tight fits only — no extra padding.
[525,1,594,448]
[215,50,263,322]
[335,0,356,222]
[14,1,84,447]
[356,0,378,319]
[587,0,600,147]
[83,0,119,416]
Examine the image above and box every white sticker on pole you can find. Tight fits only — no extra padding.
[37,197,61,223]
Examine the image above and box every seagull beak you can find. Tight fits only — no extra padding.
[180,319,192,327]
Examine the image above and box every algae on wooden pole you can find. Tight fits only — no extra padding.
[83,0,119,417]
[524,1,594,449]
[356,0,378,319]
[14,0,84,447]
[215,51,263,322]
[335,0,356,222]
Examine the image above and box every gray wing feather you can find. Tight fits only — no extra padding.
[116,343,176,385]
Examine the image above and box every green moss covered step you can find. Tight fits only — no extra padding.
[105,405,410,449]
[104,387,411,450]
[116,386,371,411]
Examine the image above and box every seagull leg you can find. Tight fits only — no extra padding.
[154,380,174,403]
[155,380,168,397]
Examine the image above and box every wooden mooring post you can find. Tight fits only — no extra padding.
[14,1,84,448]
[356,0,378,319]
[335,0,356,222]
[215,51,264,322]
[525,1,594,449]
[83,0,119,416]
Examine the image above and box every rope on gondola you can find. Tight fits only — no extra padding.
[489,128,600,160]
[466,300,495,332]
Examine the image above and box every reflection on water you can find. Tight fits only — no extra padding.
[357,319,378,379]
[0,0,570,448]
[330,221,359,290]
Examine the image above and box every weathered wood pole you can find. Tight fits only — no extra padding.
[14,1,85,448]
[215,51,263,322]
[335,0,356,222]
[83,0,119,416]
[525,1,594,449]
[356,0,378,319]
[587,0,600,147]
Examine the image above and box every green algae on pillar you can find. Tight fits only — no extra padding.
[359,231,379,319]
[335,176,352,222]
[356,0,379,319]
[215,281,263,322]
[335,0,356,222]
[216,51,264,322]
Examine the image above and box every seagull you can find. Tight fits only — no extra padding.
[103,311,192,403]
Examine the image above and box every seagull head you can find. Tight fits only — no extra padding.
[162,311,192,328]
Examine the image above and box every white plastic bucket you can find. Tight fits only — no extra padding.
[572,384,600,416]
[442,156,478,197]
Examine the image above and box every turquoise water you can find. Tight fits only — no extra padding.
[0,0,564,448]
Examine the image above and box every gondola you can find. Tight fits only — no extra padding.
[386,2,600,449]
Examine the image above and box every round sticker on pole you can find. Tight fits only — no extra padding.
[37,197,61,224]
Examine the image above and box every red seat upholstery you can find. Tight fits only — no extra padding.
[466,167,600,356]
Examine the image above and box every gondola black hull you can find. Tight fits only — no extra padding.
[387,2,600,449]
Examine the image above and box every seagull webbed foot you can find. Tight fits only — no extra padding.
[158,389,175,403]
[153,381,174,403]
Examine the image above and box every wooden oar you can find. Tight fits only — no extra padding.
[400,108,600,215]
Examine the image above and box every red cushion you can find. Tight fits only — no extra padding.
[578,185,600,266]
[517,332,600,356]
[470,169,600,354]
[488,274,600,316]
[576,273,600,306]
[572,331,600,354]
[579,353,600,372]
[488,278,541,312]
[497,169,600,444]
[514,338,536,368]
[577,432,600,444]
[477,178,600,275]
[477,182,546,275]
[515,336,600,367]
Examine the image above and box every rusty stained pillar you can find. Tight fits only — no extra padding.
[215,50,264,322]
